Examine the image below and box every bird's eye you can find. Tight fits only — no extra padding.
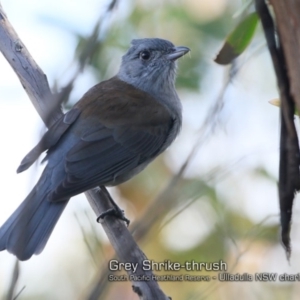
[139,50,151,61]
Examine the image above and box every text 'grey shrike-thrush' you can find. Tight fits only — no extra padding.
[0,38,190,260]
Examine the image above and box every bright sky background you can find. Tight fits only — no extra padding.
[1,0,300,298]
[0,0,117,296]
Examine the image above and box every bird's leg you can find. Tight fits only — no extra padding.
[96,186,130,226]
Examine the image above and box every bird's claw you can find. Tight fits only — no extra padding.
[97,208,130,226]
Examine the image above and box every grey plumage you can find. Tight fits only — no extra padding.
[0,38,189,260]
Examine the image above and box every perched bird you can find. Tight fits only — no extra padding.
[0,38,189,260]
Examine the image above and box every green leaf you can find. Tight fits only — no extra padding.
[215,12,259,65]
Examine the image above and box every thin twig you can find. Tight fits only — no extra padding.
[6,260,20,300]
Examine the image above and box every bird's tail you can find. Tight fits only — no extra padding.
[0,169,69,261]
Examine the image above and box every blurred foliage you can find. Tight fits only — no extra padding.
[2,0,296,300]
[72,0,239,94]
[77,2,284,299]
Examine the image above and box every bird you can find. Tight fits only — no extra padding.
[0,38,190,260]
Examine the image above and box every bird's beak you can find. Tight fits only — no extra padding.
[166,46,190,61]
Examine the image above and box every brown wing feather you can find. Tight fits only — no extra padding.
[49,77,173,201]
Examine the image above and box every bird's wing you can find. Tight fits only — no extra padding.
[49,77,174,201]
[17,108,81,173]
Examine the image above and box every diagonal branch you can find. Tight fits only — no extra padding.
[0,3,169,299]
[0,3,61,127]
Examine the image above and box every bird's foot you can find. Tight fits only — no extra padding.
[96,186,130,226]
[97,207,130,226]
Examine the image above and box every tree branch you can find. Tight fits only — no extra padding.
[255,0,300,259]
[269,0,300,111]
[0,3,169,299]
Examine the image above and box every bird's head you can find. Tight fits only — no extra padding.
[118,38,190,98]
